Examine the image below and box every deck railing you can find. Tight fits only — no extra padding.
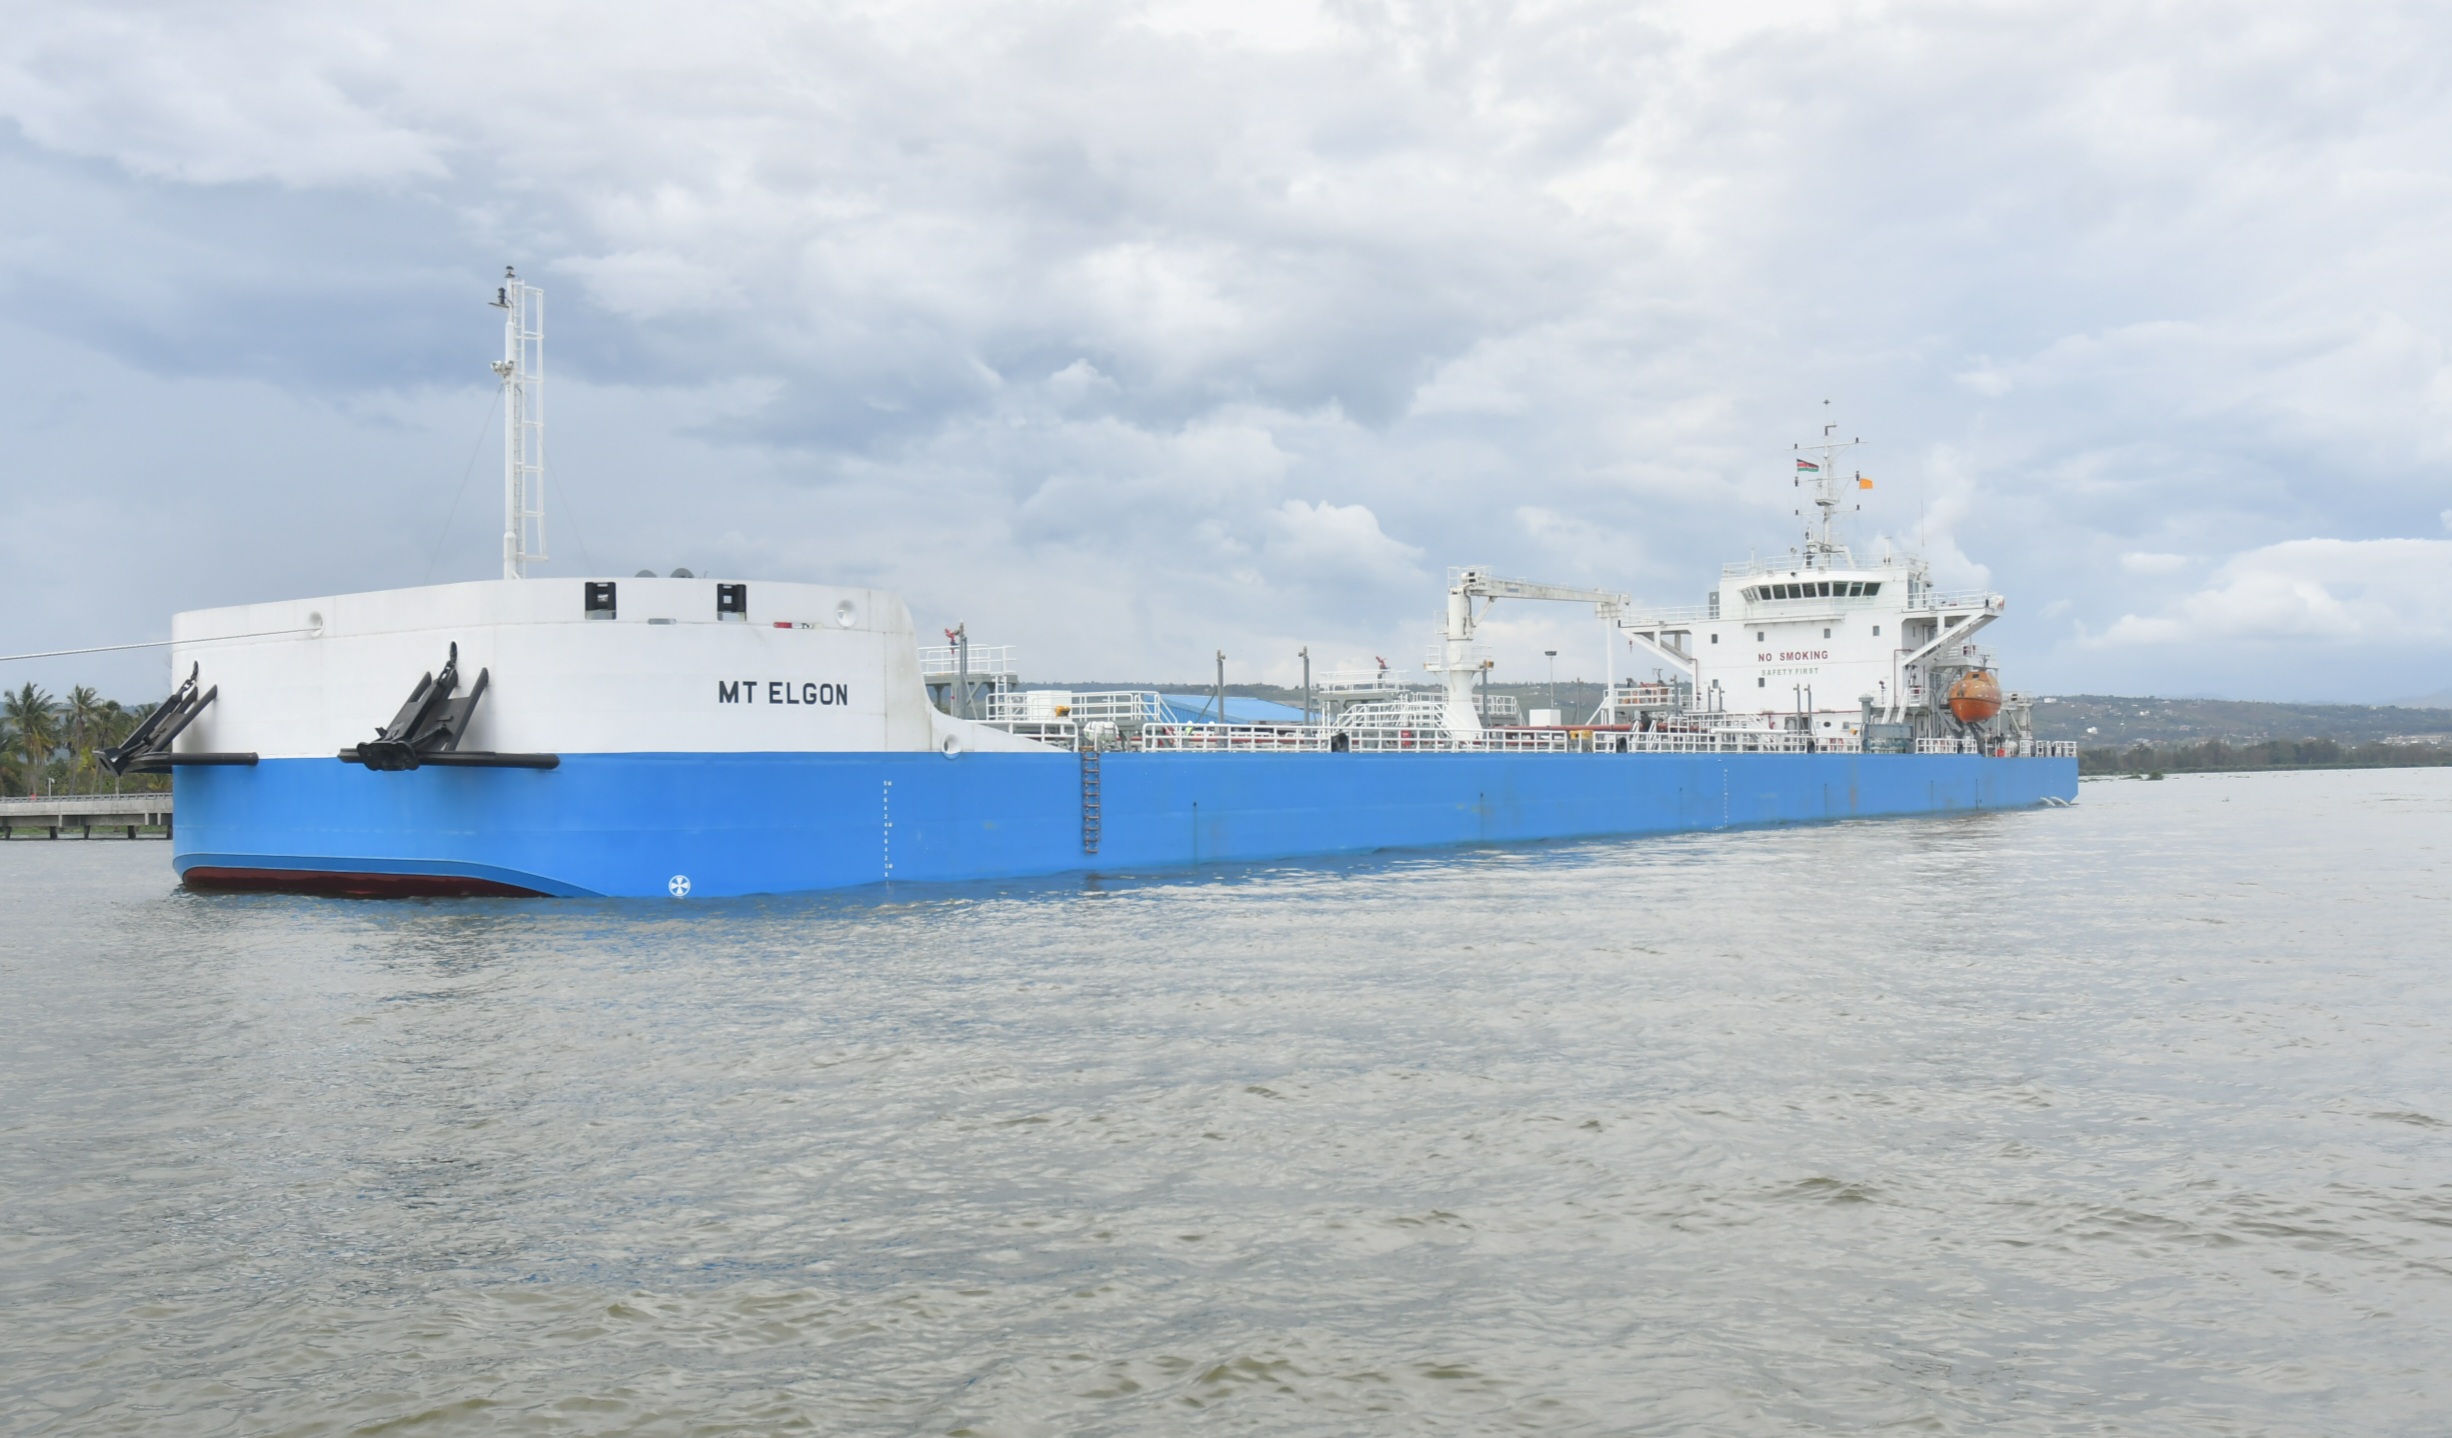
[1125,726,2077,758]
[917,644,1018,678]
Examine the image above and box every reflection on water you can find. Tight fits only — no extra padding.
[4,769,2450,1434]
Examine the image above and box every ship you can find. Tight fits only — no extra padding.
[101,271,2076,898]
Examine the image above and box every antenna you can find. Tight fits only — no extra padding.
[490,267,545,579]
[1789,399,1863,568]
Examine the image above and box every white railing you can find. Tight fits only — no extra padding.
[1913,590,2001,613]
[1915,738,2077,758]
[1143,724,1333,752]
[1140,724,1866,755]
[1722,554,1870,578]
[1620,605,1713,627]
[918,644,1018,678]
[1064,690,1164,725]
[984,689,1162,726]
[1611,682,1688,708]
[1332,692,1454,730]
[1131,725,2077,758]
[986,720,1078,746]
[1316,668,1406,694]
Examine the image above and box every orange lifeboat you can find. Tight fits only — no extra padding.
[1947,670,2003,725]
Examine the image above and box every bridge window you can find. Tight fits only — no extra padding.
[1862,582,1880,596]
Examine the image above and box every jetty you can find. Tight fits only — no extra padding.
[0,794,172,839]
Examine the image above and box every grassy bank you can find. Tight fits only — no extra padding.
[2079,738,2452,777]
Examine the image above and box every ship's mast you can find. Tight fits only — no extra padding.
[490,267,546,579]
[1791,401,1862,569]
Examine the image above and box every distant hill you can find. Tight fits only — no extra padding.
[2035,694,2452,747]
[2392,689,2452,710]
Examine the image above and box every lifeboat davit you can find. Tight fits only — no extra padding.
[1947,670,2003,725]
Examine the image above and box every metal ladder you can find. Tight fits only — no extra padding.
[1079,744,1102,854]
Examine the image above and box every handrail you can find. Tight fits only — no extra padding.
[1130,724,2076,758]
[1913,590,2001,612]
[917,644,1018,677]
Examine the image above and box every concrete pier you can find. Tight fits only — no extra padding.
[0,794,173,839]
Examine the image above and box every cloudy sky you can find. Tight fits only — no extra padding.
[2,0,2447,701]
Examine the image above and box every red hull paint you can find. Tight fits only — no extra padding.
[181,866,546,899]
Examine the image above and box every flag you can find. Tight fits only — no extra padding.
[1795,459,1820,472]
[1857,475,1874,490]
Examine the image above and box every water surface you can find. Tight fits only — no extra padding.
[5,769,2449,1434]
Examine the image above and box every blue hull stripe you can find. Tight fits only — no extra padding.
[171,751,2079,898]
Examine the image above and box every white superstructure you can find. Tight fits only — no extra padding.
[165,578,1044,762]
[1265,414,2032,754]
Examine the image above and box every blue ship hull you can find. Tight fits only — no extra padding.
[171,751,2078,898]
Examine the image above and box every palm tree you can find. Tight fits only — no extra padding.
[65,686,107,795]
[4,683,61,797]
[93,699,126,792]
[91,701,149,794]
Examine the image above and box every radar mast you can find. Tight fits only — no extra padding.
[490,268,546,579]
[1791,400,1864,570]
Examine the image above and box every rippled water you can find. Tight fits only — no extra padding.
[5,769,2450,1435]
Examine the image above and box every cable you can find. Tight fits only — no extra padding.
[0,627,319,665]
[544,460,596,573]
[425,387,504,583]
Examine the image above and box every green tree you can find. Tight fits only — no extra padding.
[64,686,108,795]
[4,683,61,797]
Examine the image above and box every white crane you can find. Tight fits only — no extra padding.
[1429,568,1628,732]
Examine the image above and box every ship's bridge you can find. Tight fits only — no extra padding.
[1610,552,2008,732]
[1736,576,1886,604]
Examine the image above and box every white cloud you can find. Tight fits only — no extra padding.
[1264,499,1421,579]
[3,1,2452,696]
[0,7,449,186]
[2094,538,2452,647]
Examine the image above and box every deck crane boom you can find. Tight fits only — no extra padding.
[1431,568,1629,732]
